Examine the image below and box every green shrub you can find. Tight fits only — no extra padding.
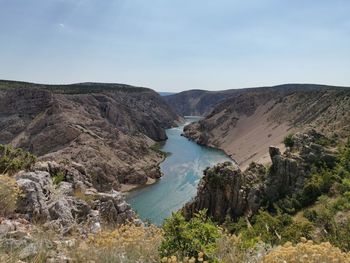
[0,175,22,216]
[300,166,339,206]
[159,210,221,259]
[333,191,350,211]
[339,139,350,169]
[303,209,318,222]
[274,196,302,214]
[283,134,294,148]
[52,171,65,185]
[0,144,36,175]
[234,211,313,247]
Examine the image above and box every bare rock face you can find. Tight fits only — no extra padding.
[183,130,337,222]
[0,81,181,191]
[183,162,266,223]
[15,171,52,222]
[264,147,305,202]
[98,193,137,225]
[13,162,140,231]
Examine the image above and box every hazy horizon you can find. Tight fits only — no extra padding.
[2,78,350,94]
[1,0,349,92]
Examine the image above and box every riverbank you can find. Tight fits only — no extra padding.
[126,117,232,225]
[183,104,295,170]
[120,177,157,192]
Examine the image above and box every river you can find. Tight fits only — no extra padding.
[126,117,233,225]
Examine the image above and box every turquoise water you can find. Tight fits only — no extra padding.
[126,117,233,225]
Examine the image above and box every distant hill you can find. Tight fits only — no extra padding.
[164,84,349,116]
[0,80,150,94]
[157,92,176,96]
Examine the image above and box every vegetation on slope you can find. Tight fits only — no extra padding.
[1,140,350,262]
[0,144,36,175]
[221,139,350,253]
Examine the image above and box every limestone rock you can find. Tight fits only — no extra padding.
[15,171,52,222]
[13,162,139,231]
[96,191,137,225]
[183,161,265,223]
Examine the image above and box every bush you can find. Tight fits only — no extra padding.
[263,239,350,262]
[305,196,350,251]
[159,210,221,260]
[215,233,270,263]
[0,144,36,175]
[303,209,318,222]
[299,166,339,206]
[274,196,302,214]
[333,191,350,211]
[0,175,22,216]
[72,224,163,262]
[234,211,313,247]
[52,171,65,185]
[283,134,294,148]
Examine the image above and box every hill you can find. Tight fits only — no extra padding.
[164,84,348,116]
[0,80,181,191]
[183,84,350,168]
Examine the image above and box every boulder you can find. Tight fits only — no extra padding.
[96,191,137,225]
[48,198,74,226]
[15,171,52,222]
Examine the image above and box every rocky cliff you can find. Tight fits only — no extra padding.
[0,80,181,191]
[183,85,350,168]
[183,131,338,223]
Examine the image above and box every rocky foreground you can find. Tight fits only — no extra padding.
[0,80,181,191]
[0,158,141,261]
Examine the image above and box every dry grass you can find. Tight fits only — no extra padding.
[263,238,350,263]
[70,224,164,262]
[161,253,208,263]
[1,223,349,262]
[0,174,22,216]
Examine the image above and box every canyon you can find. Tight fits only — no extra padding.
[0,80,181,192]
[1,80,350,261]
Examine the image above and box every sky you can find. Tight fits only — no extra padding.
[0,0,349,92]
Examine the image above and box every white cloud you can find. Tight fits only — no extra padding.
[59,23,65,28]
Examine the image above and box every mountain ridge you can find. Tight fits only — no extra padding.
[0,80,181,191]
[164,83,350,116]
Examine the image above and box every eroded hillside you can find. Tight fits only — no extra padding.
[164,84,342,117]
[0,80,181,191]
[183,85,350,168]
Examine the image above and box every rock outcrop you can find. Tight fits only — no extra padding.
[14,161,140,232]
[183,131,338,223]
[0,80,181,190]
[265,131,337,202]
[183,162,265,223]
